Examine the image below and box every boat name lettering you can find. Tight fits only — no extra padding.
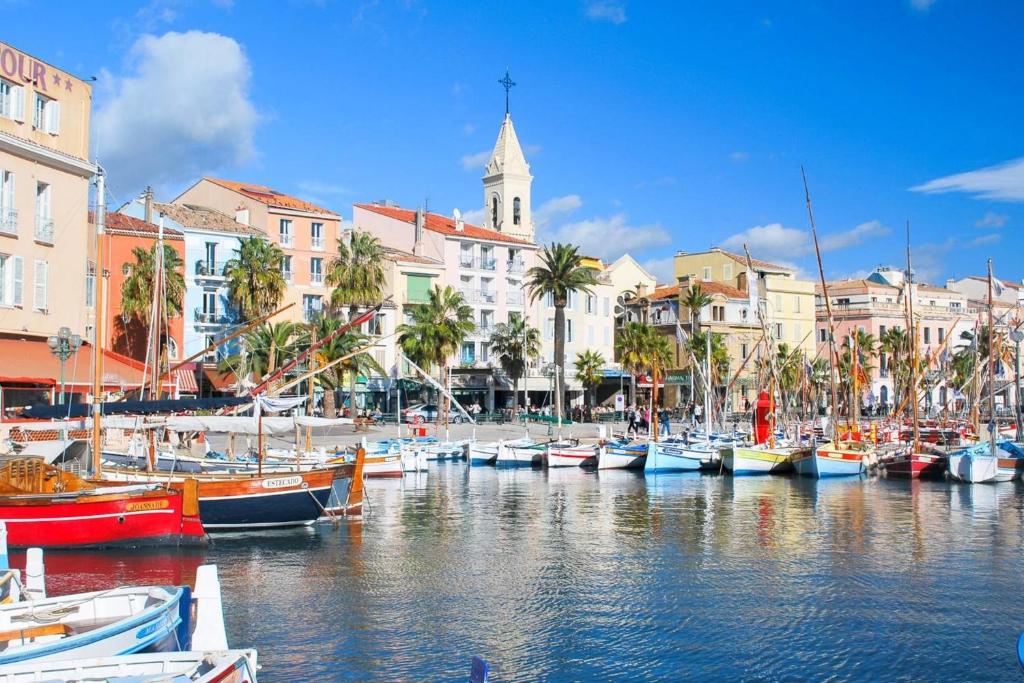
[262,476,303,489]
[126,500,169,512]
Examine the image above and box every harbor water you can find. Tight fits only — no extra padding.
[35,464,1024,680]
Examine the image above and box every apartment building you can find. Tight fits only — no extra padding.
[172,178,340,324]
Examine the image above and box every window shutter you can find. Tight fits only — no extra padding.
[33,260,47,311]
[11,86,24,122]
[12,256,23,306]
[47,100,60,134]
[3,171,14,212]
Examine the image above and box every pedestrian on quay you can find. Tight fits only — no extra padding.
[626,406,638,436]
[659,407,671,437]
[694,402,703,428]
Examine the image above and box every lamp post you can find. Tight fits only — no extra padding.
[1011,328,1023,442]
[47,326,82,405]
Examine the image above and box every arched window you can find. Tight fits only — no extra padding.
[513,197,521,225]
[166,336,179,360]
[491,196,499,228]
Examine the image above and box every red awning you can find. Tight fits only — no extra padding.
[0,337,145,389]
[174,365,199,393]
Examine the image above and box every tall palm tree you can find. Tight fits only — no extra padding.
[525,243,599,419]
[837,330,878,415]
[224,237,287,320]
[615,322,672,438]
[489,313,541,410]
[680,284,713,333]
[218,321,300,387]
[326,230,387,415]
[689,330,730,416]
[308,314,384,417]
[573,349,606,409]
[120,243,185,366]
[397,285,475,425]
[880,327,910,412]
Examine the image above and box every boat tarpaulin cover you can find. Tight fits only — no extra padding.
[19,397,252,420]
[10,415,352,435]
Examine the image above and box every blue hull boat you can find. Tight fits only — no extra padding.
[792,443,866,478]
[644,442,703,473]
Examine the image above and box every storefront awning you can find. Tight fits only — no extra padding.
[174,364,199,393]
[0,337,145,389]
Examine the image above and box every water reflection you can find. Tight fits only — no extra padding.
[21,466,1024,680]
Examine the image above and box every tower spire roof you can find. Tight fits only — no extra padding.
[485,113,531,178]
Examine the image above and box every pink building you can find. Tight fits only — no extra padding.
[816,268,973,413]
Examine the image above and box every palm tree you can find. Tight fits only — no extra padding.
[574,349,606,410]
[880,327,910,412]
[224,237,287,320]
[689,330,730,417]
[120,243,185,366]
[308,314,384,417]
[489,313,541,410]
[773,342,803,412]
[680,284,713,333]
[219,321,300,386]
[525,243,599,419]
[615,323,672,438]
[837,330,878,415]
[397,285,475,426]
[326,230,387,415]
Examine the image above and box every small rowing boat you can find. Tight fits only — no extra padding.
[792,441,867,478]
[597,441,647,470]
[724,444,804,476]
[547,442,598,468]
[644,441,704,473]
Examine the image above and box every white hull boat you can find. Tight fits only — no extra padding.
[0,649,259,683]
[547,442,598,468]
[598,443,647,470]
[644,441,705,473]
[497,442,546,468]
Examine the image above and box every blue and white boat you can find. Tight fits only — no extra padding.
[598,441,647,470]
[948,442,1020,483]
[644,441,704,473]
[469,441,500,466]
[792,441,867,478]
[496,441,546,468]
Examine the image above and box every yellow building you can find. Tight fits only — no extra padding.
[674,248,816,358]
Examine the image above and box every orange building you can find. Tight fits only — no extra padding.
[172,178,341,323]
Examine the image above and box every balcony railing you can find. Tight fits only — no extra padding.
[459,288,476,303]
[472,324,495,339]
[459,255,474,268]
[507,260,526,274]
[303,307,324,323]
[478,290,496,304]
[34,216,53,244]
[507,291,525,306]
[459,256,497,270]
[311,273,324,286]
[195,260,228,277]
[280,234,294,248]
[0,208,17,236]
[311,236,324,250]
[194,309,230,325]
[281,270,293,283]
[480,257,496,271]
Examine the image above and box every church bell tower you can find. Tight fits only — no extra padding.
[482,70,534,242]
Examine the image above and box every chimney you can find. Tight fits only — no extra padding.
[945,278,955,290]
[413,208,425,255]
[235,205,250,225]
[144,186,154,224]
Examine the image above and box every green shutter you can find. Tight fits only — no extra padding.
[406,274,431,303]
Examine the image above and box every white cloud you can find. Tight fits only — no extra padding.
[460,149,490,170]
[967,233,1001,247]
[975,211,1007,229]
[729,151,750,163]
[534,194,582,229]
[910,0,936,11]
[585,0,627,24]
[642,256,675,285]
[460,207,485,226]
[462,123,476,136]
[721,223,809,263]
[542,213,670,261]
[910,157,1024,201]
[818,220,890,251]
[94,31,258,187]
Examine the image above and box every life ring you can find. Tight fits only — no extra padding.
[413,415,425,425]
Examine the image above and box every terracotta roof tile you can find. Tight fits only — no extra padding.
[382,246,443,266]
[206,178,338,216]
[156,202,265,237]
[96,211,184,239]
[356,203,535,246]
[716,249,794,274]
[653,281,747,300]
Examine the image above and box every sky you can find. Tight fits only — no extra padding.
[6,0,1024,285]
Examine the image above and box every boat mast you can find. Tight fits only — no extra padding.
[987,260,997,456]
[704,327,711,437]
[802,168,840,440]
[90,168,106,475]
[906,221,920,451]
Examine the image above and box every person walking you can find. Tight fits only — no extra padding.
[626,406,638,437]
[659,407,671,437]
[693,402,703,428]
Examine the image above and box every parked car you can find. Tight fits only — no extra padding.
[403,403,463,424]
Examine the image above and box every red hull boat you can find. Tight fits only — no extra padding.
[884,451,946,479]
[0,460,206,549]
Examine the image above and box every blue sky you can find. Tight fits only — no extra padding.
[7,0,1024,284]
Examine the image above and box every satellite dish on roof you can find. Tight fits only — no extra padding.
[614,291,635,319]
[453,208,462,221]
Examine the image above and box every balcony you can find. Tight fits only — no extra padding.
[34,216,53,244]
[480,257,496,271]
[478,290,496,304]
[0,208,17,236]
[280,234,294,248]
[472,324,495,339]
[459,288,477,303]
[507,260,526,275]
[459,255,474,268]
[507,290,525,306]
[311,273,324,287]
[194,308,230,325]
[311,236,325,250]
[459,256,497,271]
[281,270,293,283]
[194,260,228,279]
[303,307,324,323]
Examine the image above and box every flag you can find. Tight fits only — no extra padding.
[993,274,1004,297]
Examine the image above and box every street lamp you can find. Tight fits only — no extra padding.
[1011,328,1023,442]
[47,326,82,406]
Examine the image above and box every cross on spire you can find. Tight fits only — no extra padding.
[498,68,516,115]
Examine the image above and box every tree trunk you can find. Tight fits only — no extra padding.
[324,385,338,418]
[348,304,359,417]
[554,302,566,420]
[439,361,449,428]
[652,366,660,442]
[512,376,519,412]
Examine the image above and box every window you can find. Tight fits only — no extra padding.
[513,197,521,225]
[85,260,95,307]
[366,311,383,336]
[201,291,217,321]
[603,327,610,345]
[311,222,324,250]
[819,328,827,343]
[479,309,494,332]
[0,169,15,235]
[279,219,293,246]
[545,317,555,341]
[32,259,47,311]
[723,263,732,280]
[281,255,292,282]
[794,296,801,313]
[302,294,323,323]
[938,328,945,343]
[702,266,711,281]
[32,93,58,133]
[461,342,476,364]
[0,79,17,119]
[775,294,783,313]
[775,323,784,339]
[567,290,577,310]
[794,322,801,341]
[204,242,217,271]
[603,297,610,316]
[741,343,748,359]
[480,245,495,270]
[311,257,323,285]
[491,196,499,228]
[460,242,474,267]
[879,325,887,337]
[587,324,595,344]
[567,319,574,343]
[0,254,23,306]
[544,292,554,308]
[34,182,52,243]
[586,295,596,314]
[923,327,931,344]
[480,342,490,363]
